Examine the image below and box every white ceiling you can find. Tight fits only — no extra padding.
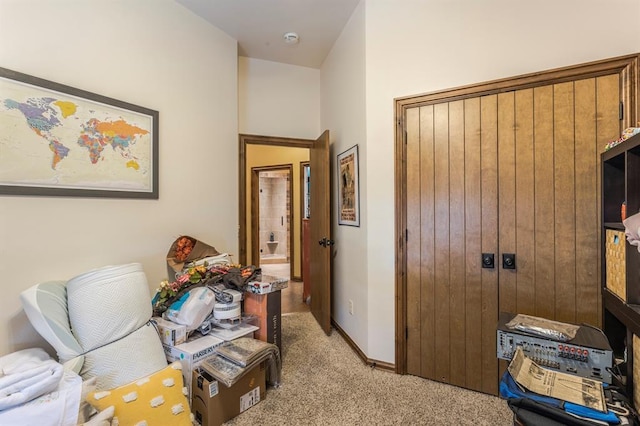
[176,0,361,69]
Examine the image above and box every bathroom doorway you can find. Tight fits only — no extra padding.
[251,165,293,279]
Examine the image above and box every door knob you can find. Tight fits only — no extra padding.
[318,238,335,247]
[482,253,494,269]
[502,253,516,269]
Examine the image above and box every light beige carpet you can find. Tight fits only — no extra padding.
[227,312,513,425]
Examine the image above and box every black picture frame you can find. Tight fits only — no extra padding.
[0,67,159,199]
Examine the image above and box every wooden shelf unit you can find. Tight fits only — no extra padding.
[602,131,640,401]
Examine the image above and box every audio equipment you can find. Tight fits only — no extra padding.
[497,312,613,383]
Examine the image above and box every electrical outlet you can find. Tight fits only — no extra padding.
[348,300,354,315]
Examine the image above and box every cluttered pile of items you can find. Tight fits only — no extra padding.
[497,312,638,425]
[0,234,288,426]
[152,235,288,425]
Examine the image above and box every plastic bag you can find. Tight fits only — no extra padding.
[163,287,216,332]
[506,314,578,342]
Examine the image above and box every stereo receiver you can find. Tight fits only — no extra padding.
[497,312,613,383]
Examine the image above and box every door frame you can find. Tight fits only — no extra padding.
[300,161,311,283]
[238,134,315,266]
[250,164,294,277]
[394,54,639,374]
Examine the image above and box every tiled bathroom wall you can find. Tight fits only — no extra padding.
[259,170,290,262]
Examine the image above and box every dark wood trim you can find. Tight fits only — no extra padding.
[299,161,310,284]
[251,169,260,267]
[603,289,640,338]
[239,134,314,266]
[394,53,640,375]
[394,102,407,375]
[332,319,396,372]
[620,56,639,129]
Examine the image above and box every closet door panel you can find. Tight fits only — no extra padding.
[498,92,517,315]
[433,103,451,383]
[464,98,483,392]
[574,78,599,326]
[554,82,577,324]
[533,86,556,320]
[419,105,437,379]
[515,89,536,314]
[449,100,466,387]
[406,106,423,377]
[480,94,499,394]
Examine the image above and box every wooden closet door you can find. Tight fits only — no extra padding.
[405,75,620,394]
[405,96,499,394]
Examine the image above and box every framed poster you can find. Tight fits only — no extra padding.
[337,144,360,226]
[0,67,158,198]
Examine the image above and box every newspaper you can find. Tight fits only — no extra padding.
[508,347,606,412]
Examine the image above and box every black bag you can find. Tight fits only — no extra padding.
[508,398,603,426]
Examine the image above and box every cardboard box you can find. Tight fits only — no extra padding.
[153,316,187,346]
[243,291,281,356]
[192,362,266,426]
[163,334,224,396]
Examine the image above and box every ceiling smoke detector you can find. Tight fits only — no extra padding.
[283,32,299,45]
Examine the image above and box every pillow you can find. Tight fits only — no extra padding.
[19,281,84,373]
[86,362,191,426]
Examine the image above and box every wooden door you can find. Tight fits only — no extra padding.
[404,74,622,394]
[310,130,332,334]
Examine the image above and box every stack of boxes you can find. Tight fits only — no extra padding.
[243,275,288,358]
[152,271,287,425]
[192,362,267,426]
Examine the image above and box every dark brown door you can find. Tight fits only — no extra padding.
[310,130,332,334]
[404,74,621,394]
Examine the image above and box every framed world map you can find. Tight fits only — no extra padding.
[0,67,158,198]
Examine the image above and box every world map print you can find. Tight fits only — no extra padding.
[0,75,154,194]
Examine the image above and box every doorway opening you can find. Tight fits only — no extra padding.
[253,166,292,267]
[239,132,331,330]
[240,134,315,315]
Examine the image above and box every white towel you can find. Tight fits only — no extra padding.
[0,369,82,426]
[0,348,64,411]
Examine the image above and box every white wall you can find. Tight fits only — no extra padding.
[320,2,368,356]
[237,57,320,284]
[324,0,640,363]
[238,57,320,138]
[0,0,238,356]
